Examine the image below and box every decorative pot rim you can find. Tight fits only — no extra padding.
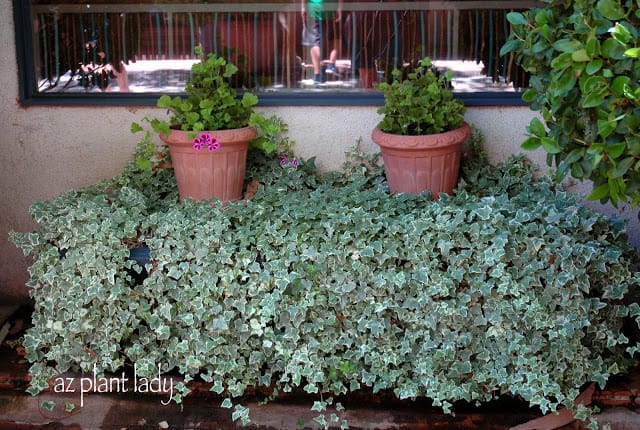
[160,126,257,146]
[371,122,471,150]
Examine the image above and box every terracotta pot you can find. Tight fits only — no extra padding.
[160,127,257,204]
[371,122,471,196]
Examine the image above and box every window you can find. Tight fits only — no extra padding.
[14,1,538,106]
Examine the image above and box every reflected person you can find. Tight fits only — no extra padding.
[301,0,343,84]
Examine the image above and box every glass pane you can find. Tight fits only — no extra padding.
[28,1,535,95]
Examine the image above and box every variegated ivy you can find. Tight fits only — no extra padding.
[10,132,640,426]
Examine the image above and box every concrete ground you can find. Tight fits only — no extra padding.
[1,306,639,430]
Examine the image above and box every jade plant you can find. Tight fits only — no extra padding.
[501,0,640,209]
[9,131,640,427]
[376,58,466,135]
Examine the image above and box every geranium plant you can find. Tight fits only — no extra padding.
[130,45,294,203]
[134,45,287,155]
[154,45,256,134]
[376,57,466,135]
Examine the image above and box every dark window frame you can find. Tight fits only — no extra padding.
[13,0,531,107]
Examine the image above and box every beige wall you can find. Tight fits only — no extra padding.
[1,1,635,303]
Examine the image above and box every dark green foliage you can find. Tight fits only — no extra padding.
[155,46,257,133]
[136,45,284,155]
[502,0,640,210]
[377,58,466,135]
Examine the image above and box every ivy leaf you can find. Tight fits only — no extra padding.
[41,401,56,411]
[311,401,327,412]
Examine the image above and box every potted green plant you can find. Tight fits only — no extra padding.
[137,45,272,204]
[372,58,471,196]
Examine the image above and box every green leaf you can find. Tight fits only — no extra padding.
[534,9,550,25]
[554,70,578,96]
[598,118,617,139]
[156,94,173,109]
[41,401,56,411]
[610,22,633,45]
[624,47,640,58]
[612,76,630,96]
[582,91,607,108]
[528,117,547,137]
[597,0,626,20]
[521,136,542,151]
[553,39,580,53]
[506,12,528,26]
[500,39,522,56]
[541,137,562,154]
[586,36,601,58]
[551,52,574,70]
[135,157,152,171]
[572,49,591,62]
[588,183,610,201]
[130,122,144,133]
[602,38,627,60]
[241,92,259,108]
[607,142,626,159]
[564,148,585,165]
[522,89,538,103]
[613,157,635,177]
[586,60,603,75]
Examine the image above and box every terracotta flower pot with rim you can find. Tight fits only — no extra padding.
[371,122,471,196]
[160,126,257,204]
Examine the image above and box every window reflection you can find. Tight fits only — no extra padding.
[29,1,536,94]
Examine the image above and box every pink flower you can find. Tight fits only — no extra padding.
[192,133,220,152]
[279,154,301,169]
[207,138,220,152]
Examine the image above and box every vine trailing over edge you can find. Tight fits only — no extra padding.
[9,131,640,428]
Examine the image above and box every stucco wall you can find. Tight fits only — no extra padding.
[1,1,637,303]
